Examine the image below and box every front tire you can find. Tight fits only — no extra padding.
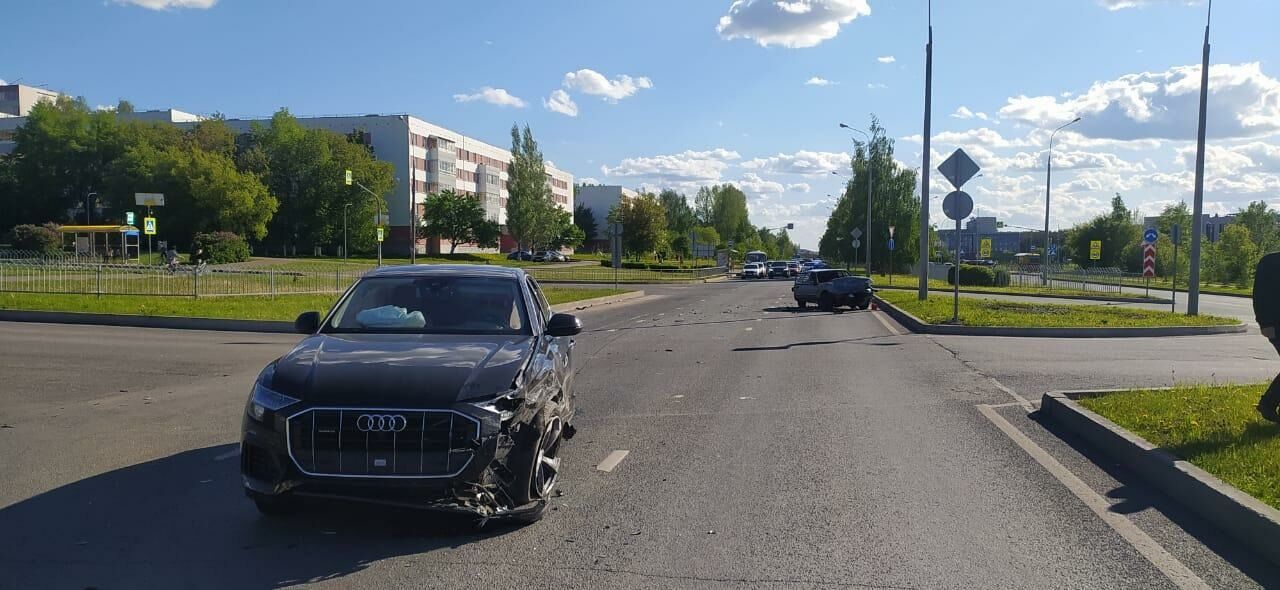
[505,407,564,524]
[796,299,807,310]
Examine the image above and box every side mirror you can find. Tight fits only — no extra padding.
[294,311,321,334]
[545,313,583,337]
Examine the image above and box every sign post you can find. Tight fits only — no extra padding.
[887,225,896,286]
[938,148,980,324]
[1143,228,1158,298]
[1171,224,1181,312]
[135,193,164,264]
[611,222,624,290]
[850,228,862,273]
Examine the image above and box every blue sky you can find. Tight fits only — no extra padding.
[6,0,1280,247]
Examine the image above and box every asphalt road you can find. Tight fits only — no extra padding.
[1,281,1278,589]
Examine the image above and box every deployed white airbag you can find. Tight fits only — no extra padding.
[355,305,426,329]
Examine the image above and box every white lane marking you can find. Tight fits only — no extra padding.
[671,394,685,399]
[214,448,241,461]
[987,375,1032,409]
[596,450,630,472]
[976,405,1211,590]
[871,310,902,336]
[744,327,753,331]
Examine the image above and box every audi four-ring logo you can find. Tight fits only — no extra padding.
[356,414,408,432]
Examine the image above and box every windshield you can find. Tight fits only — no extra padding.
[324,276,528,335]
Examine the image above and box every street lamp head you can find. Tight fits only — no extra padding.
[839,123,850,129]
[1071,117,1082,124]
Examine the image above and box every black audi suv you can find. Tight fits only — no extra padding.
[240,265,581,523]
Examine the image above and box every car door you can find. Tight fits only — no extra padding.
[527,277,573,399]
[794,272,814,300]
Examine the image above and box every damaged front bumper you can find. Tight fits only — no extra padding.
[240,402,541,520]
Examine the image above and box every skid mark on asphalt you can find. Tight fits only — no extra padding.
[977,404,1211,590]
[595,450,630,472]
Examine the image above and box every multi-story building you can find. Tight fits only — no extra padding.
[0,83,64,117]
[573,185,637,252]
[220,114,573,254]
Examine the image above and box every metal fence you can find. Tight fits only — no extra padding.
[0,260,368,297]
[1039,265,1140,295]
[0,257,728,297]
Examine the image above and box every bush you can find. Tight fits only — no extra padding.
[192,231,250,263]
[993,268,1011,287]
[8,223,62,254]
[647,264,682,270]
[947,264,997,287]
[599,259,613,268]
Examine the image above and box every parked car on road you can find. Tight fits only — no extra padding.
[741,262,765,279]
[241,265,581,524]
[507,250,534,261]
[792,269,875,311]
[786,261,800,276]
[767,261,790,279]
[534,251,567,262]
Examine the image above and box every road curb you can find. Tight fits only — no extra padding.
[0,309,295,333]
[871,295,1246,338]
[550,290,645,313]
[875,284,1172,304]
[1039,390,1280,568]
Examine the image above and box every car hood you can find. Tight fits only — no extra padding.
[269,333,535,406]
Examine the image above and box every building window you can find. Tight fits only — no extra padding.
[439,161,455,175]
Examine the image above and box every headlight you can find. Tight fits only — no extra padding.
[246,364,299,422]
[468,389,523,422]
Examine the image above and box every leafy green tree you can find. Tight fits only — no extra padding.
[505,123,559,249]
[1066,193,1140,268]
[573,203,598,242]
[421,189,488,254]
[702,184,751,244]
[690,226,721,254]
[610,192,668,258]
[475,219,502,250]
[1235,201,1278,254]
[1205,224,1258,286]
[819,117,919,272]
[668,232,690,258]
[659,189,696,235]
[546,208,585,250]
[693,187,715,226]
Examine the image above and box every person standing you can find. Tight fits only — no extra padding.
[1254,251,1280,422]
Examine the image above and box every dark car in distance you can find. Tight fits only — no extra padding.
[792,269,875,311]
[507,250,534,261]
[241,265,581,524]
[766,261,790,279]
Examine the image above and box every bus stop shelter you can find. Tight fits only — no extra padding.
[59,225,141,261]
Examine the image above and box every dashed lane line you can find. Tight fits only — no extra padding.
[596,450,631,473]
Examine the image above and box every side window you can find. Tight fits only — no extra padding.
[526,278,552,324]
[795,272,807,286]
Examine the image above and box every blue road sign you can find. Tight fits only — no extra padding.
[887,238,895,251]
[1144,228,1158,244]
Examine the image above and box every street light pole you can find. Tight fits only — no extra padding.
[1187,0,1213,316]
[1043,117,1081,275]
[919,0,933,301]
[86,192,98,225]
[343,203,351,261]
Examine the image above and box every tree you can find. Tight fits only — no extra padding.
[690,226,721,255]
[610,192,668,257]
[693,187,715,225]
[475,219,502,250]
[659,189,696,235]
[819,116,920,272]
[1066,193,1140,269]
[421,189,488,254]
[1235,201,1278,254]
[701,184,751,244]
[573,203,598,242]
[1206,224,1258,286]
[545,208,585,250]
[1153,202,1193,278]
[505,123,559,249]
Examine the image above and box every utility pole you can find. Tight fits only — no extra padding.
[1044,117,1081,279]
[1187,0,1213,316]
[918,0,933,301]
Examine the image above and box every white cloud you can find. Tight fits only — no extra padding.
[562,69,652,102]
[877,55,896,64]
[1095,0,1162,9]
[788,182,812,192]
[867,83,887,90]
[738,173,788,197]
[577,177,600,185]
[543,89,578,117]
[452,87,527,108]
[950,106,989,121]
[716,0,871,49]
[112,0,217,8]
[999,63,1280,140]
[740,150,850,176]
[600,149,741,187]
[805,76,836,86]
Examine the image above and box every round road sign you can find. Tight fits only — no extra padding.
[942,191,974,221]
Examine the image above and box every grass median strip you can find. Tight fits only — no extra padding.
[1079,384,1280,510]
[0,287,631,322]
[875,289,1238,328]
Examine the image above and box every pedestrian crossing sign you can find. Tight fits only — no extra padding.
[144,217,157,235]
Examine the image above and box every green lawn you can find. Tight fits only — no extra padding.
[1079,384,1280,510]
[875,289,1238,328]
[0,287,631,321]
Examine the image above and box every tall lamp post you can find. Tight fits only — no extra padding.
[839,124,874,274]
[86,192,98,225]
[919,0,934,301]
[343,202,352,262]
[1043,117,1081,274]
[1187,0,1213,316]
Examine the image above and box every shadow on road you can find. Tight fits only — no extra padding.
[1031,411,1280,586]
[0,444,513,589]
[733,335,898,352]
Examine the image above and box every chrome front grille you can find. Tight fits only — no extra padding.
[286,408,481,478]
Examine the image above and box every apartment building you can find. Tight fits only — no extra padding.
[221,114,573,254]
[574,185,637,251]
